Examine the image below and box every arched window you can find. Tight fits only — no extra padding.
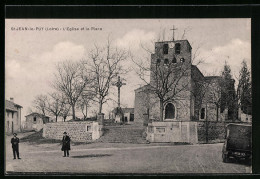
[156,59,161,64]
[165,103,175,119]
[180,58,185,63]
[172,57,177,63]
[200,108,205,120]
[163,44,168,54]
[164,58,169,65]
[175,43,181,54]
[33,116,37,122]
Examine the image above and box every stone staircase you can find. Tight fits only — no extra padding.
[96,124,147,144]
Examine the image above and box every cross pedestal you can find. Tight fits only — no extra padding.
[112,76,126,123]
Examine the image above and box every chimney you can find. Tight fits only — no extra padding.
[10,97,14,102]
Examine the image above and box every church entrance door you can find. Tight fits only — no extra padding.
[165,103,175,119]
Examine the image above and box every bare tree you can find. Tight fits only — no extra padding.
[60,103,71,122]
[133,35,206,121]
[206,77,224,121]
[46,92,66,122]
[191,79,211,120]
[52,60,91,120]
[84,38,128,114]
[33,94,48,116]
[77,91,95,120]
[132,47,192,121]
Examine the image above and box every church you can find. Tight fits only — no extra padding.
[134,38,236,143]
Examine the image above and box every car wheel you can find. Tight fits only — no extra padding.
[222,153,229,163]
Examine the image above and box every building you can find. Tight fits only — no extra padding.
[5,98,23,134]
[24,112,50,131]
[111,107,134,123]
[239,105,252,123]
[134,39,236,143]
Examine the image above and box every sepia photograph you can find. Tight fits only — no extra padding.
[5,18,252,174]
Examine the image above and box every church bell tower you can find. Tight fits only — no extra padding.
[150,39,193,86]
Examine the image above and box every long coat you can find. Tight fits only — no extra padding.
[61,135,70,151]
[11,137,19,150]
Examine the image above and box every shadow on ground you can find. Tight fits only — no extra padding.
[71,154,112,158]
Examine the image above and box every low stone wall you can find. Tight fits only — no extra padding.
[24,121,44,132]
[43,121,102,142]
[146,121,198,144]
[197,121,243,143]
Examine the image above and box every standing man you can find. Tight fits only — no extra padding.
[11,133,21,159]
[61,132,70,157]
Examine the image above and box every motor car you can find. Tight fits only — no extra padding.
[222,123,252,163]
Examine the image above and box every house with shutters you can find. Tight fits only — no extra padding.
[5,98,23,134]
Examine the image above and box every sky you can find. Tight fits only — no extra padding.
[5,19,251,122]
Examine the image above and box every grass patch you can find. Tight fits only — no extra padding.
[21,129,94,145]
[20,129,61,144]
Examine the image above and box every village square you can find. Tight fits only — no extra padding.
[5,19,252,174]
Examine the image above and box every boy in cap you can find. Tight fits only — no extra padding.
[11,133,21,159]
[61,132,71,157]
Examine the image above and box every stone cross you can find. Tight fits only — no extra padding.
[170,25,177,41]
[113,76,126,108]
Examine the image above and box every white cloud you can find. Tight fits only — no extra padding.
[5,41,86,121]
[5,60,21,79]
[198,38,251,78]
[116,29,156,51]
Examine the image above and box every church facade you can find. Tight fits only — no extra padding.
[134,39,236,143]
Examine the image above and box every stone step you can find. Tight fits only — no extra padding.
[96,125,147,144]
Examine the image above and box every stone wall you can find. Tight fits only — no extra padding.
[146,121,198,144]
[197,121,243,143]
[134,85,152,124]
[43,121,102,142]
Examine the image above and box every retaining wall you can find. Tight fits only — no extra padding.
[197,121,244,143]
[43,121,102,142]
[146,121,198,144]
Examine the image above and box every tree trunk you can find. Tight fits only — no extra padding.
[85,104,88,119]
[56,115,58,122]
[205,120,209,143]
[216,105,219,122]
[159,99,164,121]
[99,101,103,114]
[205,103,208,143]
[72,104,76,120]
[63,116,66,122]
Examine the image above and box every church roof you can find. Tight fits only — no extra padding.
[134,84,151,92]
[205,76,222,80]
[205,76,234,80]
[5,100,23,112]
[191,65,204,78]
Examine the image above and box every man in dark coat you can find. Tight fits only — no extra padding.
[61,132,70,157]
[11,133,21,159]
